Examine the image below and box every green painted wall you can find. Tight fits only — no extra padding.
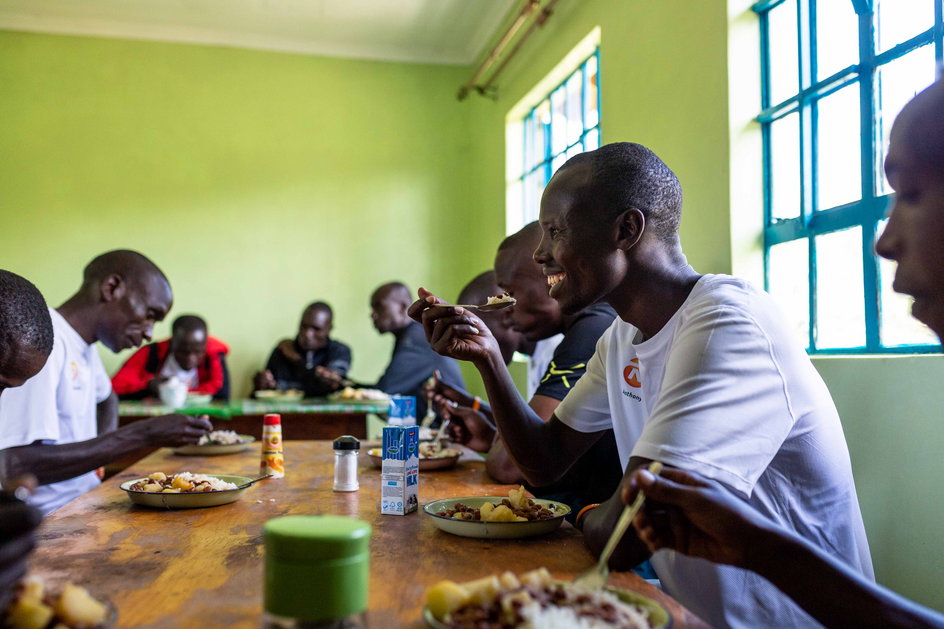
[1,0,942,614]
[0,31,474,394]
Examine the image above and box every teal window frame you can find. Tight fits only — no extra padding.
[516,49,601,223]
[754,0,944,354]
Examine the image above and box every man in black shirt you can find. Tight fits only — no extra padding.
[253,302,352,398]
[370,282,464,418]
[429,223,623,514]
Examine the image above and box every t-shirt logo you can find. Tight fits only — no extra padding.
[623,358,641,388]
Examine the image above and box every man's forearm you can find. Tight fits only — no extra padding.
[473,352,556,484]
[751,530,944,628]
[97,392,119,434]
[0,425,149,485]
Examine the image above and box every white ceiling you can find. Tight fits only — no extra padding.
[0,0,517,65]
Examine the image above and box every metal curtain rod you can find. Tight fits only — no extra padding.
[479,0,560,96]
[457,0,548,101]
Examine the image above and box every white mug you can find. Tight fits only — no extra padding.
[159,379,188,409]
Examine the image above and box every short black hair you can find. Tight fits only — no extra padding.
[498,221,542,253]
[171,314,207,335]
[0,270,54,361]
[304,301,333,318]
[82,249,169,291]
[372,282,412,306]
[559,143,683,243]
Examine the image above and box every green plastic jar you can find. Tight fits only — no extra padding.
[264,515,371,628]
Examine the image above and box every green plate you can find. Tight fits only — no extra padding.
[422,582,671,628]
[120,474,253,509]
[173,435,256,456]
[423,497,570,539]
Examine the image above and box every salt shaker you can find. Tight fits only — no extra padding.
[333,436,360,492]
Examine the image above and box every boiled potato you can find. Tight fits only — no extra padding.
[462,574,501,604]
[508,486,527,509]
[171,475,193,491]
[5,595,54,629]
[147,472,167,481]
[141,483,162,492]
[425,580,470,619]
[54,583,107,626]
[20,575,44,602]
[484,505,516,522]
[479,502,495,519]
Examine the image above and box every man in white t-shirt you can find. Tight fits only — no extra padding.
[409,143,872,628]
[0,250,212,514]
[0,269,54,609]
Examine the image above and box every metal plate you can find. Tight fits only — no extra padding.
[120,474,253,509]
[423,497,570,539]
[173,435,255,456]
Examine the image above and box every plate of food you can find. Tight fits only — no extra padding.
[120,472,254,509]
[173,430,255,456]
[366,442,461,471]
[423,567,669,629]
[4,575,117,629]
[254,389,304,402]
[423,487,570,539]
[328,387,390,403]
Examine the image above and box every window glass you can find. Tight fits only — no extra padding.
[770,112,801,221]
[816,83,861,210]
[815,227,866,348]
[768,0,800,106]
[816,0,859,80]
[768,238,810,348]
[875,0,935,52]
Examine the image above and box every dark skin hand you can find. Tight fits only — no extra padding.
[626,467,944,629]
[0,414,212,485]
[0,478,41,611]
[145,376,171,398]
[253,369,277,391]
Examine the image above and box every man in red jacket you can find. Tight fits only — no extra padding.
[111,315,230,401]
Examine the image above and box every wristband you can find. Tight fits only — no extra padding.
[471,396,481,412]
[575,503,600,530]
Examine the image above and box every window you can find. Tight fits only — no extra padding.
[506,49,600,234]
[755,0,943,353]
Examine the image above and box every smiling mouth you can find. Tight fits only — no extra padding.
[547,272,566,287]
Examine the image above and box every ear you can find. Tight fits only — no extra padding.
[100,273,126,303]
[615,208,645,251]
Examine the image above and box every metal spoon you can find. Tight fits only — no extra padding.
[574,461,664,589]
[439,298,516,313]
[236,474,273,490]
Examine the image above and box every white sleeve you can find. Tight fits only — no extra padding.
[553,330,612,433]
[92,348,112,404]
[630,303,797,497]
[0,339,65,449]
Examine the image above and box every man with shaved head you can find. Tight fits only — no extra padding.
[0,250,211,514]
[0,270,53,609]
[621,79,944,629]
[410,143,870,627]
[369,281,463,417]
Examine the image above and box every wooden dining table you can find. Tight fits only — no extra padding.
[30,441,710,628]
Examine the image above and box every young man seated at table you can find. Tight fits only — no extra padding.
[0,270,53,610]
[369,282,464,418]
[432,224,623,519]
[409,143,872,628]
[625,79,944,629]
[0,250,212,514]
[111,314,231,401]
[253,301,351,398]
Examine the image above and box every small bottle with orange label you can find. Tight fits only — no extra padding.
[260,413,285,478]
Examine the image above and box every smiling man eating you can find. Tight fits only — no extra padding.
[0,250,211,514]
[409,143,872,628]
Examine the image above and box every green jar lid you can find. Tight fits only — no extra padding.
[264,515,372,621]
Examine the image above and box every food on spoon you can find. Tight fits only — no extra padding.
[439,487,559,522]
[426,568,656,628]
[128,472,238,493]
[485,292,516,306]
[197,430,245,446]
[4,576,108,629]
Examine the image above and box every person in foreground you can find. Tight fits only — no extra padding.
[626,79,944,629]
[254,302,351,398]
[0,251,211,514]
[111,314,231,401]
[410,143,871,628]
[0,270,53,610]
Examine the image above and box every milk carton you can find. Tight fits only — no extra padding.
[387,395,416,426]
[380,425,418,515]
